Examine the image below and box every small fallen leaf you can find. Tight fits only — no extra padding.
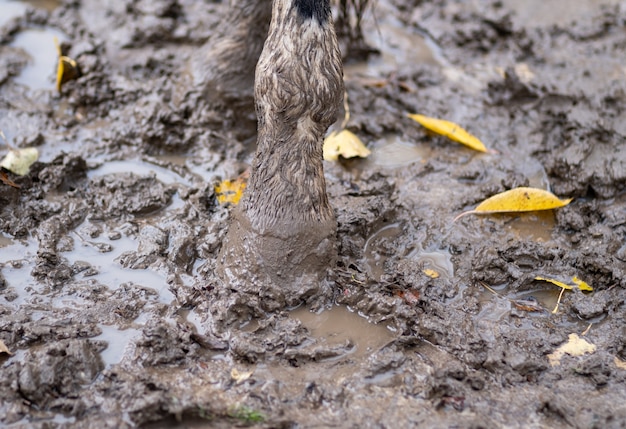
[455,187,573,220]
[230,368,253,384]
[615,357,626,370]
[423,268,440,279]
[323,130,371,162]
[407,113,487,152]
[535,276,593,292]
[535,276,573,290]
[571,276,593,292]
[0,339,11,355]
[0,147,39,176]
[0,170,21,188]
[215,178,246,206]
[512,299,544,312]
[547,333,596,366]
[54,37,79,92]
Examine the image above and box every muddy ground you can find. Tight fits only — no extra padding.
[1,0,626,427]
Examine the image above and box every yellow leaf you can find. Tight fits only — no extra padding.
[54,37,79,92]
[547,333,596,366]
[323,130,371,162]
[407,113,487,152]
[572,276,593,291]
[535,276,573,290]
[456,187,573,220]
[535,276,594,292]
[0,147,39,176]
[615,357,626,370]
[215,178,246,205]
[423,268,440,279]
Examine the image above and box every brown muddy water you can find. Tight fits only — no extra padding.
[1,0,626,427]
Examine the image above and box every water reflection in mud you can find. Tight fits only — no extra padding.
[292,305,394,360]
[10,28,67,91]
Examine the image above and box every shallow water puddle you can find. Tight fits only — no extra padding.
[292,305,394,360]
[0,0,61,26]
[344,0,438,79]
[0,1,27,27]
[62,230,175,304]
[0,236,38,306]
[366,135,434,168]
[505,212,556,242]
[95,324,142,367]
[254,306,396,385]
[363,223,402,280]
[9,27,67,91]
[477,284,562,321]
[410,249,455,280]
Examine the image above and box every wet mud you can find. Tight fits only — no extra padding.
[1,0,626,427]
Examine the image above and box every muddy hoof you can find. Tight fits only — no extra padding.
[217,209,336,318]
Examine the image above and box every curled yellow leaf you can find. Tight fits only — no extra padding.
[323,130,371,162]
[407,113,487,152]
[456,187,572,220]
[571,276,593,292]
[54,37,79,92]
[215,178,246,206]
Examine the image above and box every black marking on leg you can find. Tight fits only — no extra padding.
[293,0,330,24]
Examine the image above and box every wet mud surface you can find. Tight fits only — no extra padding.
[1,0,626,427]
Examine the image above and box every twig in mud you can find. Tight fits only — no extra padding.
[551,287,565,314]
[340,89,351,130]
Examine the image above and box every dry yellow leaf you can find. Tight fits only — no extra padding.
[547,333,596,366]
[535,276,573,290]
[54,37,79,92]
[456,187,573,220]
[0,147,39,176]
[535,276,593,292]
[323,130,371,162]
[423,268,440,279]
[407,113,487,152]
[615,357,626,370]
[571,276,593,292]
[215,178,246,205]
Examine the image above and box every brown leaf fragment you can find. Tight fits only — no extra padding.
[0,170,21,188]
[512,299,544,312]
